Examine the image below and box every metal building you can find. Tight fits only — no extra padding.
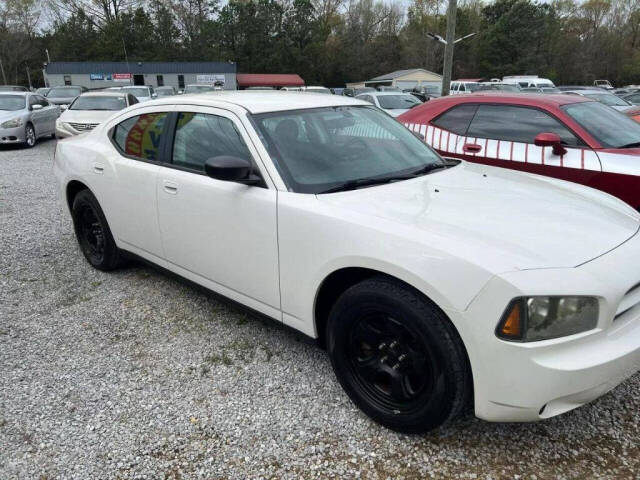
[43,61,237,90]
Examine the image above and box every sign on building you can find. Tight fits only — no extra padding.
[113,73,132,82]
[196,74,225,86]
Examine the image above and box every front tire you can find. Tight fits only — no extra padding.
[327,277,471,434]
[71,189,123,271]
[24,123,36,148]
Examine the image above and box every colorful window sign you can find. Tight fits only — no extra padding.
[90,73,104,80]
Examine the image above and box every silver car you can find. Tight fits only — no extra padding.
[0,92,60,147]
[562,89,635,112]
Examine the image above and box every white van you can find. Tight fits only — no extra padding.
[502,75,555,89]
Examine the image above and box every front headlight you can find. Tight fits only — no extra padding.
[1,117,23,128]
[496,296,599,342]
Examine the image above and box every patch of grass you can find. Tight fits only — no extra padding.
[90,280,102,288]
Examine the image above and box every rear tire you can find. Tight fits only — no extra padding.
[71,189,123,271]
[327,276,471,434]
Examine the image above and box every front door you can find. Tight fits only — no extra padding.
[414,103,603,186]
[133,74,144,86]
[156,106,281,317]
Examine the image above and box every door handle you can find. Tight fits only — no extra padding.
[163,180,178,194]
[463,143,482,153]
[93,163,104,174]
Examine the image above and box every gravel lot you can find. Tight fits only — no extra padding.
[1,139,638,480]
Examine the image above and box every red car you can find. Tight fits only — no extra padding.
[399,93,640,209]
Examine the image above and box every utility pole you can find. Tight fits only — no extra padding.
[25,65,32,90]
[441,0,457,96]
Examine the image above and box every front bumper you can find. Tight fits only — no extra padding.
[0,125,26,144]
[453,231,640,422]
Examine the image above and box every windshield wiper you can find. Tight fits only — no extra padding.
[317,163,450,194]
[618,142,640,148]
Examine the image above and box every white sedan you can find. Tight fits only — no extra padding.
[53,92,640,433]
[356,91,422,116]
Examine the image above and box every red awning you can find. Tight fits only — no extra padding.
[237,73,304,88]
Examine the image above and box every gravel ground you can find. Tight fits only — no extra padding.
[0,139,638,480]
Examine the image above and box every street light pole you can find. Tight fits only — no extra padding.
[426,29,476,96]
[441,0,457,97]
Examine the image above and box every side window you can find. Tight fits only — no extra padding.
[113,113,168,161]
[467,105,581,146]
[128,94,138,105]
[432,104,478,135]
[35,95,48,106]
[28,96,38,108]
[171,112,252,172]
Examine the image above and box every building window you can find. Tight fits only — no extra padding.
[178,75,185,89]
[157,75,164,87]
[64,75,72,86]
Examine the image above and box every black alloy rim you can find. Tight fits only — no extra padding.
[78,205,105,262]
[347,313,436,413]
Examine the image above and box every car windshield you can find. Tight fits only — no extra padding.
[0,95,25,110]
[156,89,175,96]
[466,83,483,92]
[377,94,421,109]
[0,86,26,92]
[583,93,630,107]
[563,101,640,148]
[184,85,214,93]
[70,95,127,111]
[355,88,376,95]
[122,88,150,97]
[252,106,444,194]
[48,87,82,97]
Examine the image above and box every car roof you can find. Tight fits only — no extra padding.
[563,89,612,95]
[80,91,127,97]
[141,91,367,114]
[428,92,593,108]
[361,91,413,97]
[0,91,29,97]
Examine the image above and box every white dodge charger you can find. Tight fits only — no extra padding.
[53,92,640,433]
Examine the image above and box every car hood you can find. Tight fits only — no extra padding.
[0,109,27,122]
[383,108,410,117]
[60,109,116,124]
[317,161,640,272]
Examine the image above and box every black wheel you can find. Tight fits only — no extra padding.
[327,277,471,434]
[71,189,123,271]
[24,123,36,148]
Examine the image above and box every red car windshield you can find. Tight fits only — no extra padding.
[562,101,640,148]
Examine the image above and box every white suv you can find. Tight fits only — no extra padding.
[54,92,640,433]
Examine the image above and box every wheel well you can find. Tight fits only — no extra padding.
[315,267,400,348]
[315,267,475,408]
[66,180,89,211]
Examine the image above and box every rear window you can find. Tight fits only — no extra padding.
[432,104,478,135]
[112,113,169,161]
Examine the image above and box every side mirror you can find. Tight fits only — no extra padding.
[152,93,157,98]
[31,104,43,111]
[204,156,261,185]
[534,132,567,156]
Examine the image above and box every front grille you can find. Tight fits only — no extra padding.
[615,282,640,321]
[68,122,98,132]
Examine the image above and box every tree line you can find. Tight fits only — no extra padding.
[1,0,639,88]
